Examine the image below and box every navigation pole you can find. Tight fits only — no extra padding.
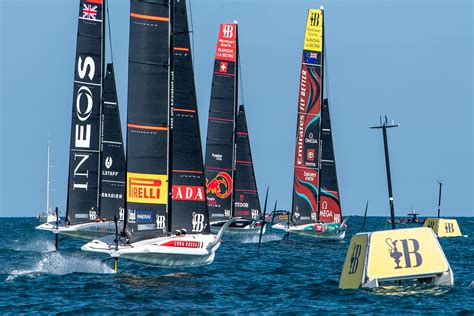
[437,181,443,219]
[370,116,399,229]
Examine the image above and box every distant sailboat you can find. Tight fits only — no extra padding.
[36,0,126,240]
[273,8,348,240]
[204,23,264,235]
[37,139,59,223]
[82,0,234,267]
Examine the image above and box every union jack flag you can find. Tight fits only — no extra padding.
[82,4,98,20]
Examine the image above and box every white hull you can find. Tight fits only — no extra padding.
[82,234,219,267]
[37,212,59,224]
[36,221,121,241]
[210,223,266,236]
[81,218,238,267]
[272,222,346,240]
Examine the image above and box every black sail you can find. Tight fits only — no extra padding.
[124,0,170,240]
[170,0,210,234]
[204,23,238,222]
[100,63,126,221]
[319,99,343,223]
[66,0,104,224]
[233,105,261,220]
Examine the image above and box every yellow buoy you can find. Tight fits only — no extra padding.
[423,218,462,237]
[339,227,453,289]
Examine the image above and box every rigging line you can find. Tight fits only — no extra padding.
[238,51,245,105]
[106,0,114,63]
[189,0,195,61]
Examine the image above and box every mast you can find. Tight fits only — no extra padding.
[46,138,51,213]
[167,0,175,233]
[370,116,399,229]
[231,22,239,217]
[437,181,443,219]
[316,6,325,222]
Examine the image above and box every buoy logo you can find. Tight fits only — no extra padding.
[386,238,423,269]
[348,244,362,274]
[105,156,113,169]
[445,223,454,233]
[206,172,233,199]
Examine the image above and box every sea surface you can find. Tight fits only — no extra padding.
[0,217,472,314]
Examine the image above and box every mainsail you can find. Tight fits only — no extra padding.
[124,0,210,240]
[66,0,105,224]
[319,99,342,223]
[100,63,126,221]
[170,0,210,234]
[234,105,260,220]
[291,9,324,225]
[204,23,238,221]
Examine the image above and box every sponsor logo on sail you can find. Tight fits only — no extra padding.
[307,149,315,161]
[156,215,166,230]
[235,202,249,208]
[304,9,323,52]
[206,172,233,199]
[127,173,168,204]
[211,153,222,161]
[105,156,113,169]
[216,23,236,62]
[172,185,205,201]
[136,210,153,223]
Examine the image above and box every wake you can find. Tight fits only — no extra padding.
[6,251,114,281]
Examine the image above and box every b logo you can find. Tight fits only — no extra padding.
[156,215,166,230]
[310,12,320,27]
[89,210,97,220]
[222,24,234,38]
[192,213,205,232]
[119,208,125,221]
[445,223,454,233]
[224,210,231,218]
[349,244,362,274]
[387,238,422,269]
[251,209,259,219]
[427,221,435,229]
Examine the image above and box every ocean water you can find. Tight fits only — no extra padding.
[0,217,472,314]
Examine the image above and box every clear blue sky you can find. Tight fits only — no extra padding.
[0,0,472,217]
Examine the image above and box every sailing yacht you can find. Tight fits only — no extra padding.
[37,139,59,223]
[82,0,234,267]
[272,8,348,240]
[36,0,126,241]
[204,23,265,236]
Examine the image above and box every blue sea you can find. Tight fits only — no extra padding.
[0,217,472,314]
